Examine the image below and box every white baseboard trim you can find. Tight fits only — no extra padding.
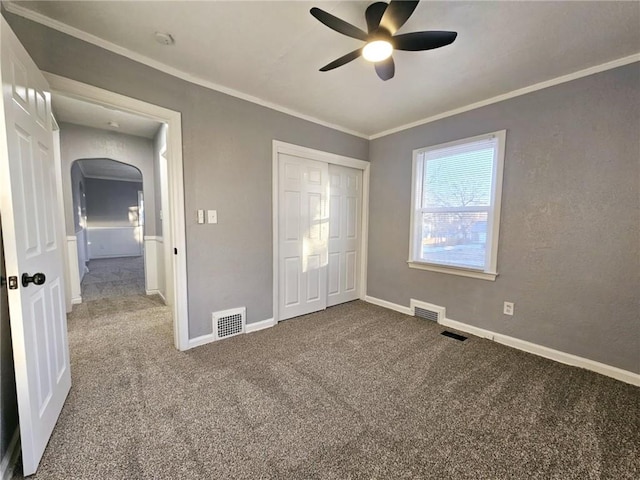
[245,318,275,333]
[71,296,82,305]
[0,428,20,480]
[156,290,166,303]
[452,319,640,387]
[145,289,160,296]
[365,296,640,387]
[89,253,141,260]
[439,317,495,340]
[187,317,276,350]
[187,333,215,349]
[364,295,412,315]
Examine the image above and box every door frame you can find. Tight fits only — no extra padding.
[272,140,369,323]
[45,73,190,351]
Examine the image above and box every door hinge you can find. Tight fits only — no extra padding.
[8,276,18,290]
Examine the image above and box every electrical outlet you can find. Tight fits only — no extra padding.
[503,302,514,316]
[207,209,218,224]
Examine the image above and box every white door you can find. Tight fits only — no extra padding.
[278,154,329,320]
[0,18,71,476]
[327,165,362,307]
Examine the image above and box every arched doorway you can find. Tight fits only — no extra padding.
[70,158,147,300]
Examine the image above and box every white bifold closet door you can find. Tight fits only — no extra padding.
[327,164,362,307]
[278,154,362,321]
[279,154,329,321]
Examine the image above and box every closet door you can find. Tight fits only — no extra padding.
[278,154,329,320]
[327,164,362,307]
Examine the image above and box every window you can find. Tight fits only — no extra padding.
[408,130,506,281]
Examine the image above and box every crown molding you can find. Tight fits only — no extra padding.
[3,1,369,140]
[5,2,638,142]
[369,53,640,140]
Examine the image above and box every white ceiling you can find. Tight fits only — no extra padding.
[10,1,640,137]
[52,94,161,139]
[77,158,142,183]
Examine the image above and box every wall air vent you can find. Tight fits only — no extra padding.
[410,299,446,323]
[212,307,246,340]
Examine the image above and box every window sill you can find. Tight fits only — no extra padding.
[407,261,498,281]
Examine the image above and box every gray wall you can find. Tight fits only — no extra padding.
[59,123,157,236]
[11,11,633,374]
[368,63,640,373]
[85,178,143,228]
[0,217,19,466]
[4,13,369,336]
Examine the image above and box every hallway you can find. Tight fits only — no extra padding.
[81,256,146,301]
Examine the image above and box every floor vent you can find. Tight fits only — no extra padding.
[213,307,246,340]
[410,299,445,323]
[441,331,467,342]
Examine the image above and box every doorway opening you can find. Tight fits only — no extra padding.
[70,159,146,301]
[47,74,189,350]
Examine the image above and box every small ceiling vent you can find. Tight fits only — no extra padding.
[213,307,246,340]
[410,299,445,323]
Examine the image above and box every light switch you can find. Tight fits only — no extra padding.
[197,209,205,224]
[207,210,218,224]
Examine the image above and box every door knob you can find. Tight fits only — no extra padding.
[22,272,46,287]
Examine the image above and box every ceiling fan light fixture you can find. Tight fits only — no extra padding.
[362,40,393,62]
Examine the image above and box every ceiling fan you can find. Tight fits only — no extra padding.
[310,0,457,81]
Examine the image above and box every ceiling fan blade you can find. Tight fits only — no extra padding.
[319,49,363,72]
[379,0,419,34]
[310,7,368,41]
[365,2,388,33]
[393,31,458,51]
[375,56,395,81]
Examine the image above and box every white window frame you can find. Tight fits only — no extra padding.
[407,130,506,281]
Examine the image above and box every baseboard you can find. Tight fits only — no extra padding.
[71,295,82,305]
[89,253,141,259]
[187,317,276,350]
[439,317,495,340]
[0,428,20,480]
[145,289,160,296]
[495,330,639,387]
[366,296,640,387]
[187,333,215,349]
[156,290,166,303]
[364,296,412,315]
[246,318,275,333]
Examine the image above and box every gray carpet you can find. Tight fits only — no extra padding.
[13,297,639,479]
[81,256,145,301]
